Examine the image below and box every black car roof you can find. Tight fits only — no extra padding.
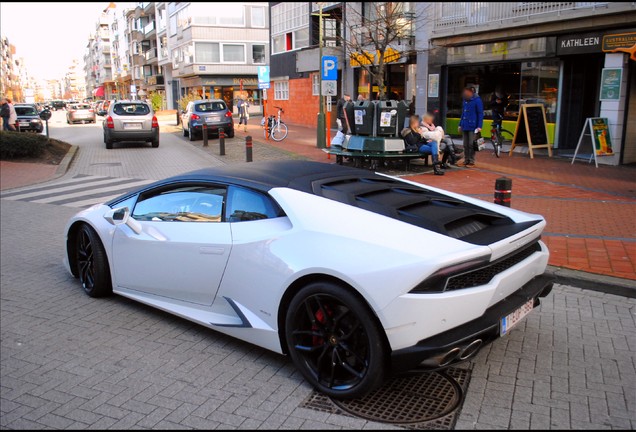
[154,161,366,193]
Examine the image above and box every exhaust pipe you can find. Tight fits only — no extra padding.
[438,347,461,367]
[459,339,483,360]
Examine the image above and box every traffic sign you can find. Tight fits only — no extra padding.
[321,80,337,96]
[321,56,338,80]
[257,66,270,89]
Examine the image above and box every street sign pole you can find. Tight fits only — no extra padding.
[314,4,328,149]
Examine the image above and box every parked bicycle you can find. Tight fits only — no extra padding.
[262,106,288,142]
[490,111,514,158]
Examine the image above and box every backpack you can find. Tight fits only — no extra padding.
[0,104,9,118]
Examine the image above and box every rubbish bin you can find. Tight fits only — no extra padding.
[396,100,409,131]
[343,101,355,133]
[352,101,375,136]
[376,100,404,137]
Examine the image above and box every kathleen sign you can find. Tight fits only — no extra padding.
[556,32,602,55]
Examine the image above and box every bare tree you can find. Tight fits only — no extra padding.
[340,2,425,100]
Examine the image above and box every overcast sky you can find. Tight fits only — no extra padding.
[1,2,112,81]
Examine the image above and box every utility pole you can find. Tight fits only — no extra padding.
[313,3,327,149]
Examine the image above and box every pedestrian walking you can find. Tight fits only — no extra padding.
[237,98,249,133]
[336,94,351,134]
[1,98,16,131]
[458,86,483,167]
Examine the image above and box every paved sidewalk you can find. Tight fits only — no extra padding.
[246,122,636,281]
[0,161,59,191]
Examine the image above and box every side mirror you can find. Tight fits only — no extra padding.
[39,109,52,121]
[104,207,142,234]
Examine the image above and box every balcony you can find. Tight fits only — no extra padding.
[431,2,633,36]
[144,21,156,37]
[145,74,164,86]
[144,48,158,62]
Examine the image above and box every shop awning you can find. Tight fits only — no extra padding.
[93,86,105,98]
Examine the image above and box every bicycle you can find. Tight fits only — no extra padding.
[490,112,514,158]
[262,106,288,142]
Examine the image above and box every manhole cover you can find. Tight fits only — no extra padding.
[301,367,471,430]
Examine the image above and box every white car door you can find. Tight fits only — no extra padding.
[112,183,231,305]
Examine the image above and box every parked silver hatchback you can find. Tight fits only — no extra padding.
[103,101,159,149]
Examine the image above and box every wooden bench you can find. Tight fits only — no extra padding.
[322,147,427,171]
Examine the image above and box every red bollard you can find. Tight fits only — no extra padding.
[202,123,209,147]
[219,127,226,156]
[246,135,253,162]
[494,177,512,207]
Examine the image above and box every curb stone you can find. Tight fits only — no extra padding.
[546,265,636,298]
[55,144,78,177]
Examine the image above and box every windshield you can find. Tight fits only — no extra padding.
[15,107,38,116]
[195,102,226,112]
[112,103,151,116]
[74,104,91,110]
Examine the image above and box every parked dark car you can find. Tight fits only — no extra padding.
[181,99,234,141]
[14,104,44,133]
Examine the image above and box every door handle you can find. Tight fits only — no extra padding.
[199,246,225,255]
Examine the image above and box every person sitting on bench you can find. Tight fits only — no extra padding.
[421,113,463,169]
[401,115,444,176]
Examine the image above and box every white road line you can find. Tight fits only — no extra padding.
[30,180,152,204]
[66,194,123,208]
[2,177,136,201]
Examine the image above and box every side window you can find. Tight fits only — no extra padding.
[226,186,282,222]
[132,184,226,222]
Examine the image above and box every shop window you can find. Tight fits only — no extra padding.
[222,44,245,63]
[274,81,289,100]
[252,45,266,64]
[312,73,320,96]
[446,60,560,127]
[196,42,220,63]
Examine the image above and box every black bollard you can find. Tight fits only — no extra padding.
[219,127,226,156]
[494,177,512,207]
[202,123,209,147]
[45,120,49,138]
[246,135,253,162]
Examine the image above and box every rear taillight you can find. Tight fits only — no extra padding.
[152,115,159,128]
[190,113,200,121]
[106,116,114,129]
[89,109,94,113]
[225,111,232,118]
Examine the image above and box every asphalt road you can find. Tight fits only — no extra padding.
[1,112,635,429]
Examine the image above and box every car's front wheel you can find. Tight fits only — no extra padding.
[75,224,112,298]
[285,282,387,399]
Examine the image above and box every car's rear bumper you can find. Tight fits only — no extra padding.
[105,128,159,142]
[70,114,95,121]
[191,121,233,134]
[390,273,554,372]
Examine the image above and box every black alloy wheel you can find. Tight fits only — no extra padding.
[285,282,386,399]
[76,225,112,298]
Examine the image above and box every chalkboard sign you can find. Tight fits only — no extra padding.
[510,104,553,159]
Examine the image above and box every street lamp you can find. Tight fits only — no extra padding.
[313,3,329,149]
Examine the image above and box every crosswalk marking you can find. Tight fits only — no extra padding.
[0,175,153,208]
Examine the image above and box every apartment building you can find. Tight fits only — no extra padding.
[166,2,270,111]
[84,5,115,99]
[1,36,23,101]
[63,59,86,101]
[425,2,636,165]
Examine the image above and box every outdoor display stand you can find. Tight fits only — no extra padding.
[509,104,553,159]
[571,117,614,168]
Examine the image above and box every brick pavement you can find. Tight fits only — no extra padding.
[1,199,635,430]
[0,161,58,191]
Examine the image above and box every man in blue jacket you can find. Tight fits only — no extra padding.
[458,86,484,167]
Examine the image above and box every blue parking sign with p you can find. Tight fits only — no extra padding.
[257,66,270,89]
[322,56,338,81]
